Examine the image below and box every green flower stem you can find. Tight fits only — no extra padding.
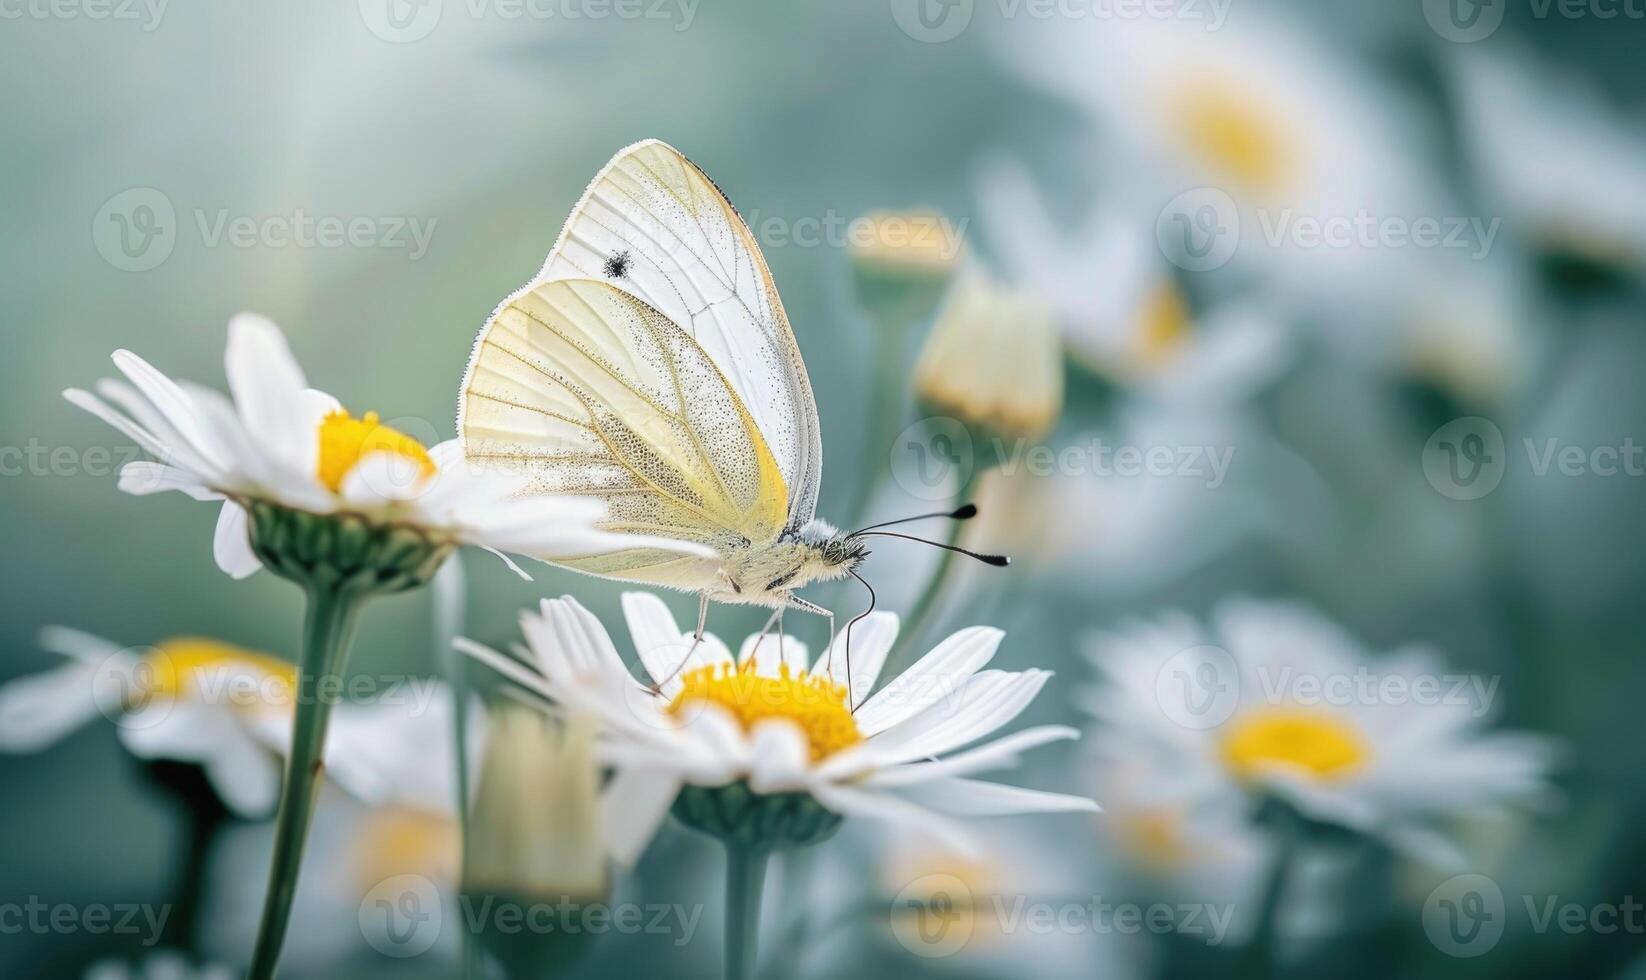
[879,463,981,681]
[723,842,772,980]
[1241,805,1301,978]
[431,558,479,979]
[247,585,363,980]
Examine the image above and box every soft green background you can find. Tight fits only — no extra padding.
[3,2,1646,977]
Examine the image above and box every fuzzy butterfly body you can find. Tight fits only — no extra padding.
[459,140,866,612]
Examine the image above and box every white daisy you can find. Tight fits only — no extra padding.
[459,592,1098,858]
[1082,598,1558,867]
[64,313,697,586]
[0,627,293,818]
[975,157,1290,409]
[1451,47,1646,275]
[993,11,1442,320]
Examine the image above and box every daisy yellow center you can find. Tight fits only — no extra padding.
[1137,280,1191,365]
[142,638,296,700]
[669,662,862,762]
[315,409,436,493]
[1221,709,1367,781]
[1170,81,1292,195]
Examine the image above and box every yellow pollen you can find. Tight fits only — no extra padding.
[1137,280,1191,365]
[140,637,296,701]
[1221,709,1367,781]
[315,409,436,493]
[669,661,863,762]
[1170,81,1292,195]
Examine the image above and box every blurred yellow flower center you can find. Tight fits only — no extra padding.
[670,662,862,762]
[315,410,436,493]
[1221,709,1366,780]
[354,807,459,891]
[142,638,295,700]
[850,210,962,274]
[1120,809,1187,869]
[1137,281,1191,365]
[1171,81,1291,194]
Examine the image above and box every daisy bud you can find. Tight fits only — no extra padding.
[914,268,1065,444]
[462,707,608,976]
[849,210,964,325]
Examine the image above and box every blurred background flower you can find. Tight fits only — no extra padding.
[3,2,1643,977]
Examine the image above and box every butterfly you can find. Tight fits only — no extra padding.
[458,139,1002,660]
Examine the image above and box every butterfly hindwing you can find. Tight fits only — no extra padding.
[463,277,789,585]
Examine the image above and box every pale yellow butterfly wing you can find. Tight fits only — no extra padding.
[462,277,789,587]
[530,139,823,525]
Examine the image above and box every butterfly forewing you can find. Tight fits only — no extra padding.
[464,277,789,585]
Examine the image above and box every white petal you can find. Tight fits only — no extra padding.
[117,461,220,500]
[854,627,1005,736]
[37,626,127,664]
[454,638,556,701]
[225,313,311,473]
[110,350,228,472]
[63,388,180,470]
[201,726,282,818]
[621,592,685,685]
[339,450,432,506]
[818,611,898,708]
[0,661,107,752]
[600,766,682,868]
[530,596,630,682]
[747,719,811,793]
[864,670,1053,767]
[480,547,534,581]
[213,502,261,580]
[807,782,985,858]
[864,725,1080,787]
[896,777,1102,816]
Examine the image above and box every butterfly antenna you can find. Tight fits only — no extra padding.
[851,503,979,536]
[845,568,878,713]
[852,530,1011,567]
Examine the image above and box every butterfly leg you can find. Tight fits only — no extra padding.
[649,594,712,696]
